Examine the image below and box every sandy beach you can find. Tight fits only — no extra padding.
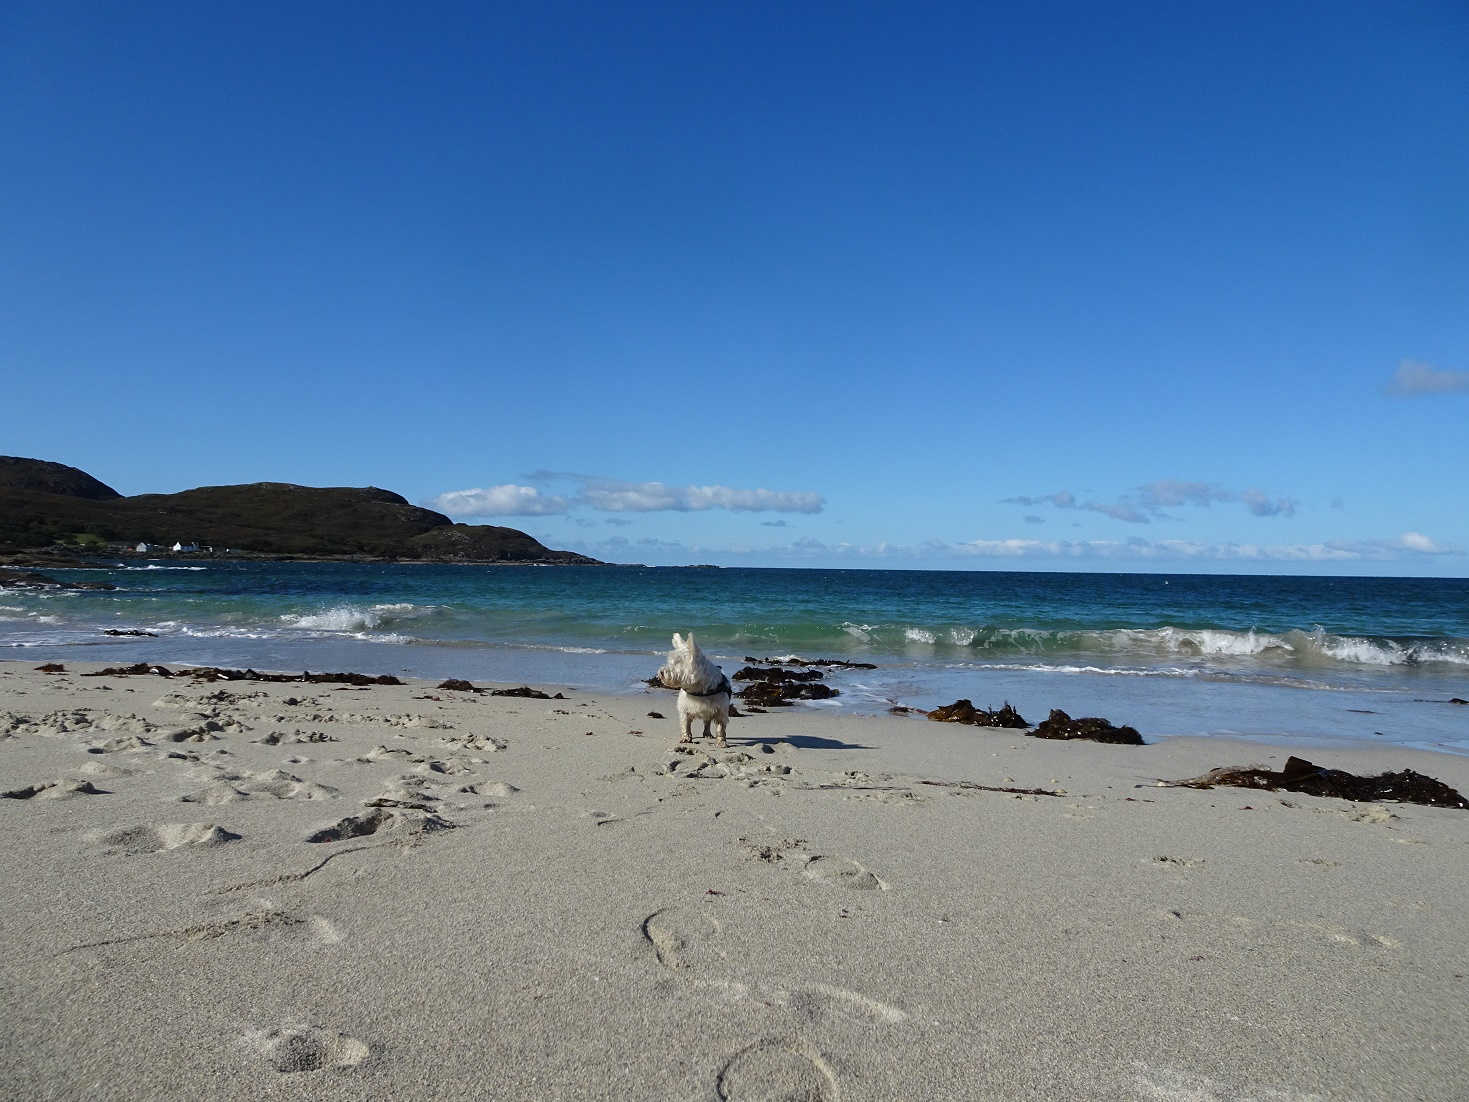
[2,659,1466,1101]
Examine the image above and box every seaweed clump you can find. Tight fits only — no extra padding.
[927,700,1028,728]
[78,665,403,686]
[1031,709,1143,745]
[1171,755,1467,809]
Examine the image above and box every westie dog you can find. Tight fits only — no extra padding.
[656,632,731,747]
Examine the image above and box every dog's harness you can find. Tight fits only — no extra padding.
[683,674,731,698]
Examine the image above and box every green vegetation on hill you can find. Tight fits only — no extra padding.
[0,457,600,564]
[0,456,121,500]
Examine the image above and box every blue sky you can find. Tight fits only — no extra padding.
[4,1,1466,573]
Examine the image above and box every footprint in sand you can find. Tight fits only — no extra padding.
[1158,909,1399,951]
[60,901,343,955]
[784,983,907,1026]
[642,904,728,973]
[255,729,338,745]
[4,779,109,800]
[716,1040,839,1101]
[76,761,135,779]
[180,782,253,805]
[85,735,155,754]
[800,856,887,891]
[305,806,453,843]
[249,1025,370,1074]
[248,769,341,800]
[94,823,241,854]
[181,769,340,804]
[460,780,520,798]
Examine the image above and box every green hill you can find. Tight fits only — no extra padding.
[0,457,601,564]
[0,456,121,500]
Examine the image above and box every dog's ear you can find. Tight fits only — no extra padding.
[686,632,696,651]
[671,632,684,650]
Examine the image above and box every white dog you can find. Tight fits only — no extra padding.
[656,632,731,747]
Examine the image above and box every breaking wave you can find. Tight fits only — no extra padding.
[280,603,435,634]
[114,564,209,571]
[838,622,1469,670]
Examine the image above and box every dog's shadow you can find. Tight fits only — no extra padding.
[736,734,872,751]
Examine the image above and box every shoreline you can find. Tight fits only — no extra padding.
[3,659,1467,1099]
[6,628,1466,758]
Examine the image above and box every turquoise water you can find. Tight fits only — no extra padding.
[4,563,1467,753]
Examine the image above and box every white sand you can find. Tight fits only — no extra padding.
[2,659,1466,1100]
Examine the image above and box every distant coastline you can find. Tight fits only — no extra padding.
[0,456,604,567]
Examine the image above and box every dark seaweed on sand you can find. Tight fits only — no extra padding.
[81,664,402,686]
[926,700,1029,728]
[1169,755,1467,810]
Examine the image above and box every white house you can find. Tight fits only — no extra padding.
[135,542,152,553]
[171,541,200,553]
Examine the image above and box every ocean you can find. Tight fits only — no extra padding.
[4,562,1467,754]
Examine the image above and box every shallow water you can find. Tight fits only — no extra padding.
[4,563,1466,754]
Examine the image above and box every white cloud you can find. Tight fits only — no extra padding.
[550,528,1463,568]
[1085,502,1152,524]
[949,534,1456,562]
[432,474,824,518]
[1385,360,1469,395]
[1399,531,1442,553]
[1005,480,1298,522]
[428,485,569,516]
[1001,491,1076,508]
[1136,480,1220,509]
[579,481,823,513]
[1240,490,1297,518]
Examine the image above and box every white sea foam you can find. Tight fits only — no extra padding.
[511,642,611,655]
[904,628,937,645]
[974,662,1201,679]
[956,623,1469,669]
[282,603,427,633]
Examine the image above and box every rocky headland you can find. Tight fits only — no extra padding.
[0,457,601,566]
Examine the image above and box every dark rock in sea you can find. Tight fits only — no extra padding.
[437,679,481,693]
[742,655,877,670]
[1169,755,1467,809]
[1031,708,1143,745]
[103,629,158,637]
[489,686,564,699]
[733,665,825,683]
[926,700,1028,728]
[0,569,115,591]
[737,680,838,707]
[889,705,924,716]
[1451,698,1467,705]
